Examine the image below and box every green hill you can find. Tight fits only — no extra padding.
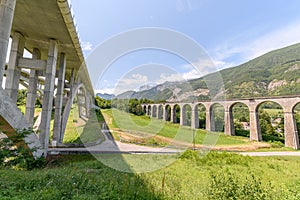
[117,43,300,101]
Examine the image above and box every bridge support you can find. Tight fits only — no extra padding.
[191,107,199,129]
[157,106,163,119]
[53,53,66,145]
[39,39,58,155]
[163,105,168,121]
[224,108,235,136]
[5,32,24,103]
[284,111,299,149]
[0,0,16,84]
[180,106,187,126]
[249,109,262,141]
[170,105,176,123]
[25,48,40,126]
[151,105,156,118]
[206,109,215,132]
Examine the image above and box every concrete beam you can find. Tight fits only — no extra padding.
[17,57,47,71]
[0,0,16,85]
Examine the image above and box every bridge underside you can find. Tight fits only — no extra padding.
[0,0,95,157]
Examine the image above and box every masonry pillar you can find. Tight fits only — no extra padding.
[39,40,58,155]
[284,110,299,149]
[25,48,40,126]
[170,105,176,123]
[180,106,187,126]
[0,0,16,85]
[206,108,215,131]
[157,106,163,119]
[224,108,235,136]
[249,108,262,141]
[5,32,24,103]
[163,105,168,121]
[191,106,199,129]
[52,53,66,145]
[151,105,156,118]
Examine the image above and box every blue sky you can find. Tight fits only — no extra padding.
[71,0,300,94]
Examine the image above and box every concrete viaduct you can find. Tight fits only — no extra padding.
[0,0,94,157]
[142,96,300,149]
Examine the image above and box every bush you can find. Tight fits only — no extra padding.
[0,129,45,170]
[206,169,274,200]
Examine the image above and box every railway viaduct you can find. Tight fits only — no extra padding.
[0,0,94,157]
[143,96,300,149]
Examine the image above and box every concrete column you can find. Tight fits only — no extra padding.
[39,40,58,155]
[163,106,168,121]
[191,107,199,129]
[85,91,90,118]
[53,53,66,145]
[206,108,215,132]
[180,106,187,126]
[69,68,75,98]
[25,48,41,126]
[249,109,262,141]
[284,111,299,149]
[0,0,16,85]
[224,108,235,136]
[170,105,176,123]
[5,32,24,103]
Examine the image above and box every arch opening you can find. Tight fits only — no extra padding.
[182,104,192,126]
[210,103,224,132]
[174,104,181,124]
[257,101,284,144]
[231,102,250,138]
[196,103,206,129]
[165,105,171,121]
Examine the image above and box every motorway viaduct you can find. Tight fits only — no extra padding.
[142,96,300,149]
[0,0,94,157]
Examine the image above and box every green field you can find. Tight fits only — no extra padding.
[1,151,300,199]
[101,108,252,147]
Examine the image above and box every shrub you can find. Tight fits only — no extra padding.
[0,129,45,170]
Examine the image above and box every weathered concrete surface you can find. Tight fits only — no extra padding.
[0,0,16,84]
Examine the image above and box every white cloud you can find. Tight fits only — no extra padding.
[212,20,300,68]
[81,41,93,51]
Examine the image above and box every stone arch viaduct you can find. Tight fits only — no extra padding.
[0,0,94,157]
[142,96,300,149]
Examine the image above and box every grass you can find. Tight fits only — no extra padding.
[18,105,105,144]
[1,152,300,199]
[102,108,249,146]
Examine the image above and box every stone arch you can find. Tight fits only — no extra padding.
[209,103,225,132]
[0,88,43,157]
[164,104,171,121]
[181,104,192,126]
[195,103,206,129]
[143,105,147,115]
[151,105,157,118]
[172,104,181,123]
[147,105,151,116]
[157,104,163,119]
[228,102,250,137]
[256,101,284,143]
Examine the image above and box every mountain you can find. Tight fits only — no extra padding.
[96,93,115,100]
[116,43,300,101]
